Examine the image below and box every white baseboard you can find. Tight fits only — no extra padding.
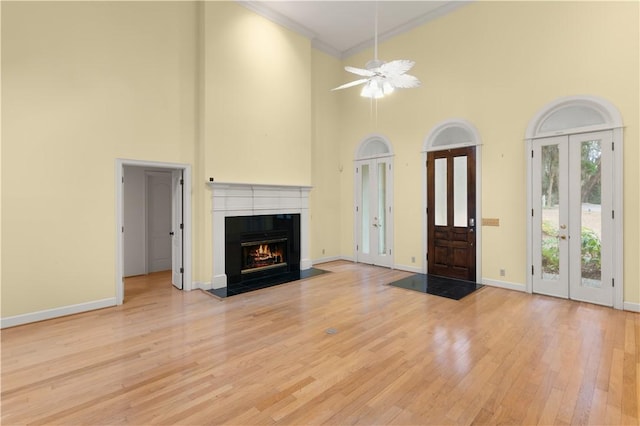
[393,264,422,274]
[1,297,117,329]
[312,255,342,265]
[481,278,527,292]
[195,281,213,291]
[623,301,640,312]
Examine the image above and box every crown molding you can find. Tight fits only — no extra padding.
[340,1,472,59]
[237,1,472,60]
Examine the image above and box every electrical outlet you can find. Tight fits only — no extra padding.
[411,256,416,263]
[500,269,506,277]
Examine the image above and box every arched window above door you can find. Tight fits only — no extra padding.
[526,95,622,139]
[356,135,393,160]
[423,119,482,152]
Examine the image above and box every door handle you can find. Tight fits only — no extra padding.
[559,234,567,240]
[169,231,175,236]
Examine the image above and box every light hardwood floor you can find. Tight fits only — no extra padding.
[1,261,639,425]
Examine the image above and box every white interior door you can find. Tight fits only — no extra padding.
[147,172,172,273]
[532,131,613,306]
[171,169,183,289]
[356,158,393,267]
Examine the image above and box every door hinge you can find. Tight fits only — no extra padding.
[389,249,391,255]
[389,206,391,213]
[180,223,183,230]
[531,150,534,158]
[356,167,359,174]
[122,226,124,233]
[612,210,615,219]
[122,176,124,183]
[532,265,534,275]
[612,278,614,287]
[180,178,184,185]
[389,164,391,171]
[612,141,615,151]
[426,252,428,261]
[356,206,359,212]
[356,245,359,251]
[532,208,534,217]
[180,267,184,274]
[426,207,428,215]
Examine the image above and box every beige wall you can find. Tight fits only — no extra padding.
[334,1,639,303]
[2,1,638,321]
[1,1,313,318]
[1,1,199,317]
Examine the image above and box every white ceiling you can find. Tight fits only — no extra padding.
[238,1,470,59]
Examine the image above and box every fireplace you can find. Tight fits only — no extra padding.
[242,237,287,274]
[225,214,300,286]
[208,182,311,290]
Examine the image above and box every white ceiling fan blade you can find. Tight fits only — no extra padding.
[386,74,421,89]
[344,66,375,77]
[379,59,415,76]
[331,78,370,91]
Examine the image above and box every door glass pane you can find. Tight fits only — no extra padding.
[541,145,560,280]
[434,158,447,226]
[580,140,602,287]
[453,156,468,227]
[361,164,370,254]
[378,163,386,255]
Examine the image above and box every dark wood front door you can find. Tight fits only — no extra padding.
[427,147,476,281]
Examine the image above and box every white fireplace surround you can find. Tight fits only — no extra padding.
[208,182,312,289]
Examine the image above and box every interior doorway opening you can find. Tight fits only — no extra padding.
[116,159,192,305]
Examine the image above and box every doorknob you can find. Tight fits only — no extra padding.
[559,235,567,240]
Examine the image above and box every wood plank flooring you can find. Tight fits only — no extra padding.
[1,261,639,425]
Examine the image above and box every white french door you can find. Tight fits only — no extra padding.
[355,157,393,267]
[532,131,613,306]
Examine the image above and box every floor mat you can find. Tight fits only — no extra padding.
[388,274,483,300]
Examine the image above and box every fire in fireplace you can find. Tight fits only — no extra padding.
[241,238,287,273]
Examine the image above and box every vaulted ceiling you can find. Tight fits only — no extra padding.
[238,1,469,59]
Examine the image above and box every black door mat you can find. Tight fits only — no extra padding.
[388,274,483,300]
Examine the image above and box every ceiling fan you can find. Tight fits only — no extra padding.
[331,6,421,99]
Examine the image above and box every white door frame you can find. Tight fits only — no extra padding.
[525,95,624,309]
[116,159,192,305]
[422,118,483,281]
[353,134,394,268]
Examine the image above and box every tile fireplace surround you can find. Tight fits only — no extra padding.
[208,182,312,289]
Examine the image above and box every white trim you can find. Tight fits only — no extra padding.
[422,119,483,281]
[312,255,342,265]
[623,302,640,313]
[116,159,193,305]
[208,182,312,289]
[393,264,423,274]
[355,133,394,160]
[423,118,483,152]
[481,279,527,293]
[525,96,624,310]
[340,1,471,59]
[1,298,116,329]
[525,95,623,139]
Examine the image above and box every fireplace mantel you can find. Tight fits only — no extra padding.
[208,182,312,289]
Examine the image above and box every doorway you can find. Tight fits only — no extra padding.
[354,136,394,268]
[423,119,483,282]
[427,146,476,281]
[116,159,192,305]
[531,131,613,306]
[526,95,624,309]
